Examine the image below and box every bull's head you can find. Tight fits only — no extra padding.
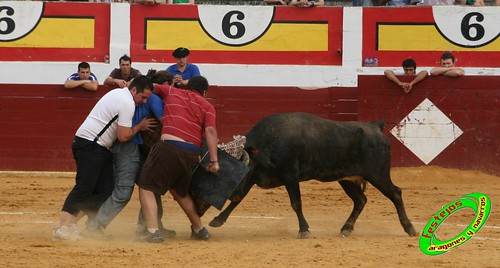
[192,146,253,217]
[228,149,252,202]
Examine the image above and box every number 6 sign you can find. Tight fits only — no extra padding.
[198,5,275,47]
[0,2,44,42]
[433,6,500,48]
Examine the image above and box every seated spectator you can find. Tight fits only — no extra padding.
[263,0,290,5]
[166,47,201,88]
[64,62,99,92]
[104,54,142,88]
[416,0,454,5]
[384,58,428,94]
[130,0,167,5]
[353,0,374,6]
[430,52,465,77]
[379,0,419,5]
[460,0,485,5]
[290,0,324,6]
[168,0,195,3]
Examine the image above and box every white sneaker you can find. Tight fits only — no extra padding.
[52,224,83,241]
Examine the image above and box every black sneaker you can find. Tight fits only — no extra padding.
[141,230,164,243]
[190,226,211,241]
[160,228,177,238]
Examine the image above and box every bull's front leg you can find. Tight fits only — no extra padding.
[284,179,310,239]
[209,180,255,228]
[209,200,241,227]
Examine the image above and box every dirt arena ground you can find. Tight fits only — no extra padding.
[0,166,498,268]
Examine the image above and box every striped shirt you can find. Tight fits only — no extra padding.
[67,72,98,81]
[154,85,216,147]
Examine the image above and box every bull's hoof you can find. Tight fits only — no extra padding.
[340,229,352,237]
[209,218,225,228]
[340,224,353,237]
[298,230,310,239]
[405,224,417,237]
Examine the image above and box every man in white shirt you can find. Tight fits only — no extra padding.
[53,76,157,241]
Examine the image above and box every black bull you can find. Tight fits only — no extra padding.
[193,112,417,239]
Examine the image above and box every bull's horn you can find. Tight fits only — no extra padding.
[240,150,250,166]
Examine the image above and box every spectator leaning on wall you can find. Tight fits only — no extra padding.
[460,0,485,5]
[168,0,195,4]
[104,54,142,88]
[130,0,167,5]
[430,52,465,77]
[64,62,99,92]
[378,0,419,5]
[384,58,428,94]
[263,0,290,5]
[290,0,324,6]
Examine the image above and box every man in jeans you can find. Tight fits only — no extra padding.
[83,71,177,240]
[52,76,156,241]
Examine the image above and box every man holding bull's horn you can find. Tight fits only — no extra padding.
[137,76,219,243]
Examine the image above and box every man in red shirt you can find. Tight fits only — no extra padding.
[137,76,219,243]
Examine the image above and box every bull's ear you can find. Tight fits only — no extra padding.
[354,127,365,142]
[370,120,385,131]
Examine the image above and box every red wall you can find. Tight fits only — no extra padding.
[0,84,357,172]
[1,78,498,174]
[0,85,111,171]
[358,75,500,175]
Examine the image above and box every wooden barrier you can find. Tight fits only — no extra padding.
[0,84,357,171]
[0,76,500,174]
[358,75,500,175]
[1,77,498,174]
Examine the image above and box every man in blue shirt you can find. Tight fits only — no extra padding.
[166,47,201,88]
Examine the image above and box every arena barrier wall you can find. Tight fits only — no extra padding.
[358,75,499,175]
[0,84,358,171]
[1,77,498,175]
[0,3,498,174]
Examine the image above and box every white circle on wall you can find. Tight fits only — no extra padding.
[0,2,44,42]
[198,5,275,47]
[433,6,500,48]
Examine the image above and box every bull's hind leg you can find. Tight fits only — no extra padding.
[338,180,367,237]
[367,175,417,237]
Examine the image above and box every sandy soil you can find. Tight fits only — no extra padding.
[0,166,498,268]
